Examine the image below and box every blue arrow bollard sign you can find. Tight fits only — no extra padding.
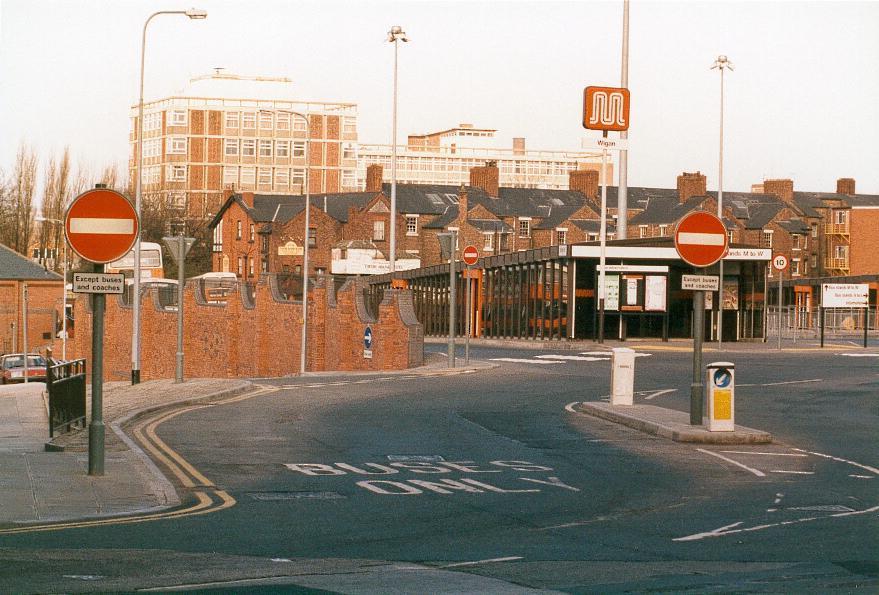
[364,326,373,359]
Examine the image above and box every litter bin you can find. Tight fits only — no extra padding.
[705,361,735,431]
[610,348,636,406]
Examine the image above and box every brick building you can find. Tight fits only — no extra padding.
[0,243,64,355]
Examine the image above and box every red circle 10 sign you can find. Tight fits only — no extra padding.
[462,245,479,266]
[674,211,729,268]
[64,188,140,264]
[772,253,789,271]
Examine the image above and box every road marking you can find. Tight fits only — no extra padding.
[644,389,676,401]
[535,354,608,361]
[441,556,523,568]
[770,470,815,475]
[520,476,580,491]
[737,379,822,387]
[564,401,581,413]
[850,475,874,479]
[720,451,808,457]
[674,504,879,542]
[489,358,563,365]
[839,353,879,357]
[792,448,879,475]
[697,448,766,477]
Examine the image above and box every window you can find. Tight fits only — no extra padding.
[276,140,290,158]
[168,137,187,154]
[342,143,356,159]
[249,256,255,276]
[518,218,531,238]
[212,221,223,252]
[274,168,289,187]
[223,166,238,184]
[639,225,648,238]
[169,192,186,209]
[342,117,357,135]
[258,167,272,185]
[293,117,307,132]
[484,233,494,251]
[406,216,418,235]
[259,140,272,157]
[833,245,848,259]
[728,230,735,245]
[811,223,818,238]
[236,220,242,240]
[761,230,773,248]
[556,229,567,245]
[237,256,244,276]
[240,167,255,185]
[308,228,317,248]
[241,112,256,129]
[241,139,256,157]
[292,140,306,157]
[792,235,801,250]
[373,220,386,241]
[791,259,800,276]
[342,170,356,189]
[224,138,239,156]
[499,232,510,251]
[834,210,847,225]
[659,225,668,236]
[292,168,305,190]
[276,112,290,130]
[170,110,187,126]
[167,165,186,181]
[249,223,255,242]
[259,112,273,130]
[225,111,239,128]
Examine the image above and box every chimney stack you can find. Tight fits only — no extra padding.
[569,169,599,201]
[837,178,856,195]
[457,184,468,223]
[469,161,499,198]
[240,191,255,209]
[677,171,707,203]
[366,164,384,193]
[764,178,794,203]
[512,137,526,156]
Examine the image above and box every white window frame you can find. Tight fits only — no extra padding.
[659,225,669,236]
[791,258,801,276]
[484,232,494,251]
[212,220,223,252]
[406,215,418,236]
[275,140,290,158]
[259,112,273,130]
[259,139,273,158]
[223,166,238,185]
[834,210,847,225]
[249,223,255,243]
[258,167,272,185]
[518,218,531,238]
[276,112,290,130]
[833,244,848,259]
[292,168,305,190]
[639,225,648,238]
[293,117,307,133]
[168,137,187,154]
[241,139,256,157]
[225,111,239,128]
[556,228,567,245]
[240,166,255,185]
[224,138,239,156]
[292,140,306,157]
[167,165,186,181]
[373,220,386,241]
[342,116,357,135]
[170,110,187,126]
[762,230,773,249]
[792,234,801,250]
[342,143,356,160]
[274,168,289,187]
[241,112,256,129]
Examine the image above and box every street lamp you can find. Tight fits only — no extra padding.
[35,216,68,360]
[711,54,733,346]
[387,25,408,275]
[132,8,207,385]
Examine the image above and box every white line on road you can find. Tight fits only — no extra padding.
[792,448,879,475]
[441,556,523,568]
[770,470,815,475]
[720,451,808,457]
[697,448,766,477]
[850,475,874,479]
[564,402,581,413]
[737,379,822,387]
[839,353,879,357]
[489,358,564,365]
[535,354,608,361]
[644,389,676,401]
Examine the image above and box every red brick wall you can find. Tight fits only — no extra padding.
[850,209,879,275]
[0,280,62,355]
[63,275,423,380]
[677,172,707,203]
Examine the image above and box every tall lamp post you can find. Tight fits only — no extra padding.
[288,111,312,375]
[386,25,407,276]
[35,216,68,360]
[711,55,733,346]
[132,8,207,385]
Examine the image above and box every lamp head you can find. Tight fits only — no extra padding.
[186,8,208,19]
[387,25,408,42]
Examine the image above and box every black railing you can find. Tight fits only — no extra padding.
[46,359,86,438]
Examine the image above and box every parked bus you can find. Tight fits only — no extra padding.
[106,241,165,280]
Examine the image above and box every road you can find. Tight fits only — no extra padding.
[1,344,877,592]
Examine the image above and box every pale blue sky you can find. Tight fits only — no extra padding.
[1,0,877,195]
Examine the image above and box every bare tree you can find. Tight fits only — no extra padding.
[36,147,73,272]
[4,143,39,255]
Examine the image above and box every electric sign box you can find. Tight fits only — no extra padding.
[705,362,735,432]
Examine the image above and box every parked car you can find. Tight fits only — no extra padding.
[0,353,48,384]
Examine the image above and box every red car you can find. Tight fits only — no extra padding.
[0,353,48,384]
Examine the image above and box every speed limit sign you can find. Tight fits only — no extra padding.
[772,253,789,271]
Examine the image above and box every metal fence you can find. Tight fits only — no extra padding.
[766,307,876,340]
[46,358,87,438]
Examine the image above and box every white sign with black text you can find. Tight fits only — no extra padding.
[682,274,720,292]
[72,272,125,294]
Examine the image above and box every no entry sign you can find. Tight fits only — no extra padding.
[462,245,479,266]
[674,211,728,268]
[65,188,139,264]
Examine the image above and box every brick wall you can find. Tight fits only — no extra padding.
[677,172,707,203]
[764,179,794,204]
[850,209,879,275]
[62,275,423,380]
[0,280,62,355]
[569,170,599,201]
[470,164,499,198]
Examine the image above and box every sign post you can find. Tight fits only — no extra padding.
[674,211,729,426]
[64,187,139,476]
[462,245,479,365]
[437,231,458,368]
[820,283,869,348]
[771,254,789,350]
[164,235,196,383]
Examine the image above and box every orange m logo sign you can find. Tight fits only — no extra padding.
[583,86,631,132]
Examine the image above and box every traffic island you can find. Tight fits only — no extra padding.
[575,402,772,444]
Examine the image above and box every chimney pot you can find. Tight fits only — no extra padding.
[569,169,599,201]
[469,162,500,198]
[763,178,794,203]
[677,171,707,203]
[836,178,856,195]
[366,164,384,193]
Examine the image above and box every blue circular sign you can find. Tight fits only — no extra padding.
[713,368,732,388]
[364,326,373,350]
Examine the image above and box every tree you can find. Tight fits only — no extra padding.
[36,147,72,272]
[2,143,38,255]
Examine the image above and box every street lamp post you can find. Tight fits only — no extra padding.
[387,25,408,276]
[35,216,68,359]
[289,111,311,375]
[132,8,207,385]
[711,55,733,347]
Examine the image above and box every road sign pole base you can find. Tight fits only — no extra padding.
[131,369,140,385]
[88,421,105,476]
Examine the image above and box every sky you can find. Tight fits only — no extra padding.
[1,0,878,197]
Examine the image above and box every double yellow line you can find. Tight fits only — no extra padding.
[0,385,277,535]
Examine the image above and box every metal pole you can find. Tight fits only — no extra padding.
[717,64,725,348]
[617,0,630,240]
[61,242,68,360]
[295,112,311,375]
[598,144,608,343]
[777,269,783,350]
[89,262,105,476]
[176,234,185,383]
[448,230,457,368]
[22,283,29,384]
[389,28,404,276]
[465,265,471,365]
[691,286,705,425]
[820,307,825,348]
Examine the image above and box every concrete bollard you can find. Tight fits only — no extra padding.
[610,347,636,406]
[705,361,735,431]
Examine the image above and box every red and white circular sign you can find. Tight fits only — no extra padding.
[674,211,729,268]
[462,245,479,266]
[772,253,789,271]
[64,188,140,264]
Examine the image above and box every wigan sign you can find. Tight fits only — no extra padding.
[583,86,631,132]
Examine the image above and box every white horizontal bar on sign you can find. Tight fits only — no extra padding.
[677,232,726,246]
[69,218,134,235]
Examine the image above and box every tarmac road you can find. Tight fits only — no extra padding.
[1,344,877,592]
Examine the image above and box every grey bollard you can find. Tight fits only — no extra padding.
[610,347,636,406]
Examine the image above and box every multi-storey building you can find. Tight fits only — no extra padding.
[128,71,359,225]
[356,123,610,190]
